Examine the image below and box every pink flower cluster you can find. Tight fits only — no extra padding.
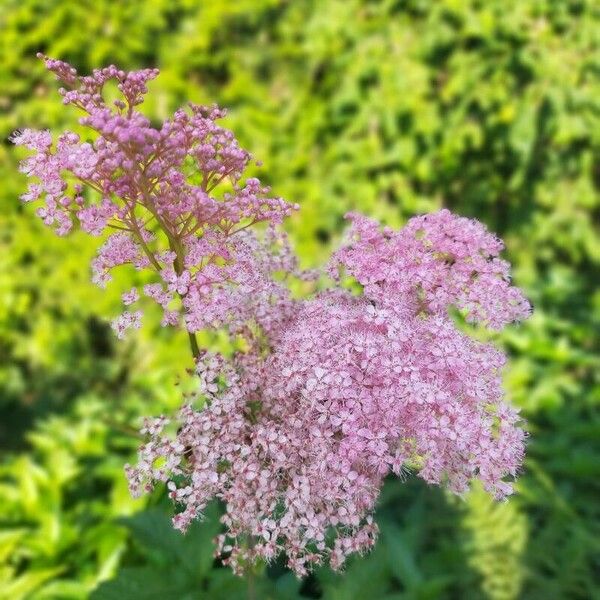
[15,57,531,577]
[126,214,530,575]
[12,54,296,346]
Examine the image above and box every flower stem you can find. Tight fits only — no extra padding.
[247,569,256,600]
[188,331,200,360]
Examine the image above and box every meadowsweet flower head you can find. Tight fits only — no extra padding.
[16,57,531,577]
[13,54,297,344]
[125,205,530,574]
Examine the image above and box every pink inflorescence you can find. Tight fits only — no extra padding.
[15,56,531,577]
[12,53,297,338]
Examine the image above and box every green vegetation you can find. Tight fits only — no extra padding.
[1,0,599,598]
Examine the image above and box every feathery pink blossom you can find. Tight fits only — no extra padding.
[15,56,531,577]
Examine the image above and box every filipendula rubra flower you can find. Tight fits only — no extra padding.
[14,56,531,577]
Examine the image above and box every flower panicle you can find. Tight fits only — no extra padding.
[15,57,531,577]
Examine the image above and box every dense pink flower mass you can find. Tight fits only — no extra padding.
[12,54,297,346]
[15,56,531,577]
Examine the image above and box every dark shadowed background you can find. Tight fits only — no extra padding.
[1,1,599,598]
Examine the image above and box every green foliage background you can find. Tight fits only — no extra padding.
[1,0,599,598]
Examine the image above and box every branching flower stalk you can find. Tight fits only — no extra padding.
[13,55,532,577]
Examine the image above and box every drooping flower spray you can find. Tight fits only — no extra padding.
[13,56,531,577]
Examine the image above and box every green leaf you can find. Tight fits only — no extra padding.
[121,503,220,576]
[0,529,27,562]
[90,567,198,600]
[0,567,63,600]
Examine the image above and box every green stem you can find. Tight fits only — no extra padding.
[247,569,256,600]
[246,535,257,600]
[187,330,200,360]
[111,144,202,364]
